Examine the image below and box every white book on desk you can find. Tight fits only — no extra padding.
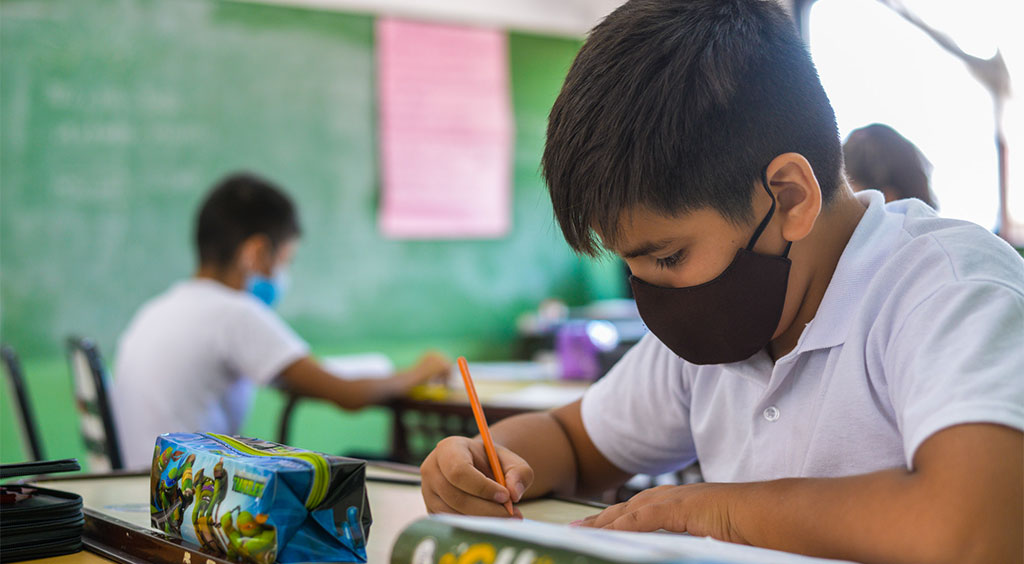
[321,353,395,380]
[449,360,560,383]
[487,384,587,409]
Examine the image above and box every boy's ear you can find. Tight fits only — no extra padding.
[236,234,273,274]
[766,153,822,244]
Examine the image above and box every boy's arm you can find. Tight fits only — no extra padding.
[581,422,1023,564]
[279,353,449,411]
[495,399,633,498]
[420,399,632,516]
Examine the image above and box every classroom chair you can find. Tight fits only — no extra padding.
[1,344,47,461]
[277,393,300,445]
[65,336,123,471]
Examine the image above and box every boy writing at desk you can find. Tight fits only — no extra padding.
[420,1,1024,562]
[114,173,449,469]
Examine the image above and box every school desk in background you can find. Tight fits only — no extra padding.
[274,300,645,466]
[275,353,394,447]
[390,360,592,465]
[274,355,590,466]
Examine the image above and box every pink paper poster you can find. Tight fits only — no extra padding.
[377,18,513,239]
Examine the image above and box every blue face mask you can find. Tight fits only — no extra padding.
[246,270,290,308]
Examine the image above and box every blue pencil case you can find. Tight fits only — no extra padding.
[150,433,370,563]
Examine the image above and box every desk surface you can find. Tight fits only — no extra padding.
[28,465,599,563]
[411,378,590,410]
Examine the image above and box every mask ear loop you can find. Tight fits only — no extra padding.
[745,166,793,258]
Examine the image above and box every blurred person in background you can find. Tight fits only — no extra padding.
[113,173,450,469]
[843,123,939,210]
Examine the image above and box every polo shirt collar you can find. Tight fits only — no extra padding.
[786,190,899,355]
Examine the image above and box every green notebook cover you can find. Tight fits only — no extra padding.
[390,515,862,564]
[389,516,720,564]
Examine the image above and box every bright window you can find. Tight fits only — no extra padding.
[807,0,1021,233]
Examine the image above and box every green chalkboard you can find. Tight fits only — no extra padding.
[0,0,621,360]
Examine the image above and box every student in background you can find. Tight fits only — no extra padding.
[420,1,1023,562]
[113,173,450,469]
[843,122,939,209]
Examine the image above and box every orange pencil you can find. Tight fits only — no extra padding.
[457,356,515,516]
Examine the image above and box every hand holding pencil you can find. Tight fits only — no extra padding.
[419,357,532,518]
[458,356,516,516]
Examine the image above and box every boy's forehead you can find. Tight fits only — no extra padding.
[599,206,736,257]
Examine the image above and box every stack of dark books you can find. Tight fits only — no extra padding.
[0,460,83,563]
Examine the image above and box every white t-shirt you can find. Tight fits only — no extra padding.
[582,190,1024,481]
[112,279,309,469]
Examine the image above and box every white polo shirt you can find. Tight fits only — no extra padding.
[112,279,309,469]
[581,190,1024,481]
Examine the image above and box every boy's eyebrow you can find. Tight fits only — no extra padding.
[620,238,678,259]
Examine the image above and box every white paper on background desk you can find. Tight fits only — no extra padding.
[486,384,586,409]
[431,515,862,564]
[321,353,394,380]
[449,361,560,383]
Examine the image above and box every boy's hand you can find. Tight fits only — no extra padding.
[421,436,533,518]
[577,483,741,542]
[403,351,451,387]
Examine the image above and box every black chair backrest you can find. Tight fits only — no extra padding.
[65,336,123,471]
[1,344,46,461]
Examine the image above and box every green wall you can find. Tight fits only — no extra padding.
[0,0,621,465]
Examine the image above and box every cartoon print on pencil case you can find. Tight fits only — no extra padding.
[151,448,196,535]
[220,506,278,564]
[149,445,173,508]
[191,458,230,554]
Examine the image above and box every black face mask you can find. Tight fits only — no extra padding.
[629,168,792,365]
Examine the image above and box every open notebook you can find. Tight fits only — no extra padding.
[391,514,862,564]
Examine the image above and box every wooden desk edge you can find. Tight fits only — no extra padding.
[81,508,236,564]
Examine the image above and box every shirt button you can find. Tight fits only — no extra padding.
[763,406,780,422]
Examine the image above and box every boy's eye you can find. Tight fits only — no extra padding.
[655,249,686,269]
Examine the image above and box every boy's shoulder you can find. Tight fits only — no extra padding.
[130,279,271,328]
[813,192,1022,354]
[842,196,1024,353]
[885,199,1024,293]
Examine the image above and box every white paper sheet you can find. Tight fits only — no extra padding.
[485,384,586,409]
[449,361,560,383]
[321,353,395,380]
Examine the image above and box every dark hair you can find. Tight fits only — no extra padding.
[195,172,301,267]
[843,123,937,209]
[542,0,842,256]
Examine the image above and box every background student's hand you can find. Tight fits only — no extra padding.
[421,436,533,518]
[576,483,739,541]
[399,351,451,388]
